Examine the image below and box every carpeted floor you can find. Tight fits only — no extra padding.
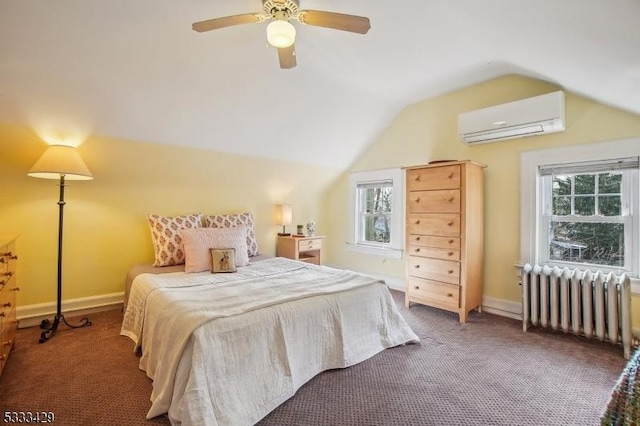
[0,290,626,425]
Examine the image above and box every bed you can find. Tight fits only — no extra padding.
[120,256,419,425]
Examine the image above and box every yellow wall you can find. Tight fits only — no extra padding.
[324,75,640,319]
[0,124,340,307]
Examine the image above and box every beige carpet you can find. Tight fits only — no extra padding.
[0,290,626,425]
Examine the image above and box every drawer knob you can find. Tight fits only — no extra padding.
[448,197,455,203]
[415,237,421,241]
[11,286,19,292]
[414,265,420,269]
[447,221,454,227]
[448,270,454,274]
[3,339,12,347]
[2,302,10,308]
[448,173,454,179]
[1,271,12,277]
[415,220,420,225]
[415,248,421,253]
[446,293,453,298]
[414,286,420,290]
[415,175,421,182]
[415,197,421,203]
[0,312,5,318]
[448,252,454,257]
[0,354,5,361]
[448,239,454,244]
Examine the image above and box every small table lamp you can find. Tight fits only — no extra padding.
[28,144,93,343]
[276,204,292,236]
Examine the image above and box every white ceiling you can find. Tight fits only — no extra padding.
[1,0,639,169]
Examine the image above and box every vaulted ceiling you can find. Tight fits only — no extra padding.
[1,0,639,168]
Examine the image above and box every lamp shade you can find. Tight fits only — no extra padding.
[266,20,296,48]
[28,145,93,180]
[275,204,293,226]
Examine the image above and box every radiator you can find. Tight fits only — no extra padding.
[521,263,633,358]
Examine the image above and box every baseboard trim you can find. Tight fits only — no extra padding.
[17,292,124,329]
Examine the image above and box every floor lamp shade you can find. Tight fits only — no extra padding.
[276,204,292,236]
[28,144,93,343]
[28,145,93,180]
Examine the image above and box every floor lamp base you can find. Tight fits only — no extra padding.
[39,314,92,343]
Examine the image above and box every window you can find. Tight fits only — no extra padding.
[520,139,640,277]
[348,168,404,258]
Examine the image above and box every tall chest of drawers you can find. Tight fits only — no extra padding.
[404,161,485,323]
[0,234,19,376]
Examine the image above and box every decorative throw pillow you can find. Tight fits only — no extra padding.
[210,248,237,273]
[204,212,259,257]
[147,213,202,267]
[181,226,250,273]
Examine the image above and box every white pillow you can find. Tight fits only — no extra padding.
[181,226,250,273]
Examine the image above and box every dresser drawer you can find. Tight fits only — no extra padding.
[407,214,460,237]
[407,245,460,261]
[407,278,460,309]
[408,235,460,249]
[407,257,460,285]
[406,165,461,191]
[298,238,322,252]
[407,189,460,214]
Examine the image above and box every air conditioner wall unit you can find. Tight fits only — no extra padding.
[458,91,565,145]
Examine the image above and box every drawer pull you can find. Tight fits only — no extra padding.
[3,339,12,347]
[447,221,454,227]
[0,312,5,318]
[448,252,454,257]
[2,302,11,308]
[414,265,420,269]
[415,220,420,225]
[11,286,19,292]
[448,270,454,274]
[414,175,421,182]
[446,293,453,298]
[414,286,420,290]
[415,248,421,253]
[415,237,421,241]
[0,354,5,361]
[415,197,421,203]
[448,173,454,179]
[1,271,13,277]
[448,197,455,202]
[448,239,454,244]
[0,252,17,260]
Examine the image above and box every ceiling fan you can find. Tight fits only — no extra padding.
[192,0,371,69]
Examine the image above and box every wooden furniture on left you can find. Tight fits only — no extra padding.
[0,234,19,376]
[276,235,324,265]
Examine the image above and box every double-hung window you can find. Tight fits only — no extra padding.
[348,168,404,258]
[520,139,640,278]
[539,158,638,273]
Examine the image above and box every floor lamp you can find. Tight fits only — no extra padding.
[28,145,94,343]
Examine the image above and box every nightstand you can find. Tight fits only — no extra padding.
[276,235,325,265]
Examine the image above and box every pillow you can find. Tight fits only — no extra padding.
[181,227,250,273]
[204,212,259,257]
[210,248,237,273]
[147,213,202,267]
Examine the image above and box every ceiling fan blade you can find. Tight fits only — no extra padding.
[192,13,263,32]
[278,45,297,69]
[298,10,371,34]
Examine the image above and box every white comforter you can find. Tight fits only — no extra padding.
[121,257,419,426]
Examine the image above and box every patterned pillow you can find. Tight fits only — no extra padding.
[147,213,202,267]
[204,212,259,257]
[181,227,250,273]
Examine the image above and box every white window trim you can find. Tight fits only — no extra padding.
[520,137,640,289]
[347,168,404,259]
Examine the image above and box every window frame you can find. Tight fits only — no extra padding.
[520,138,640,278]
[348,168,404,259]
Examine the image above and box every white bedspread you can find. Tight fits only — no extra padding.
[121,257,419,426]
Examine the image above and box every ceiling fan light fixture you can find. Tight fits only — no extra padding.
[266,20,296,48]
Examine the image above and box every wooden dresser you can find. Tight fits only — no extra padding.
[0,234,18,376]
[404,161,485,323]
